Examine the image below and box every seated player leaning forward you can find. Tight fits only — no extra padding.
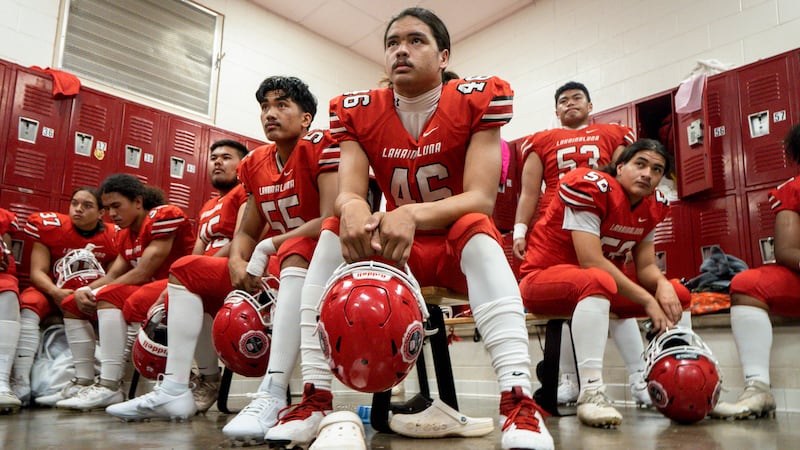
[519,138,691,429]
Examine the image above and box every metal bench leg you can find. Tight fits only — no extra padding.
[216,367,236,414]
[128,371,140,399]
[534,318,576,416]
[427,303,458,410]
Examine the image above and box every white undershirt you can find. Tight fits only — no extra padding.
[394,85,441,140]
[563,207,655,242]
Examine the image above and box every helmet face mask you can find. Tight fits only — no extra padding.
[644,327,721,424]
[132,304,168,379]
[317,261,426,393]
[54,245,105,289]
[212,277,277,377]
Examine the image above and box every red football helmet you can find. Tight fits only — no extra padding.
[644,327,721,424]
[132,304,168,380]
[317,261,427,393]
[212,278,277,377]
[54,244,105,290]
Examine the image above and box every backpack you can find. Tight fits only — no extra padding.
[30,324,81,397]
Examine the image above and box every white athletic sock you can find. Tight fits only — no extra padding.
[194,314,220,378]
[97,308,127,384]
[472,299,532,396]
[462,234,532,395]
[162,283,203,392]
[0,320,21,389]
[299,230,342,392]
[572,296,611,390]
[63,318,97,381]
[609,318,645,376]
[559,321,577,377]
[13,309,40,383]
[731,305,772,386]
[259,267,306,394]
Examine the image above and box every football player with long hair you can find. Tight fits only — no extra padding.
[519,139,692,429]
[14,187,117,407]
[56,174,195,410]
[710,122,800,420]
[265,7,553,450]
[0,208,21,412]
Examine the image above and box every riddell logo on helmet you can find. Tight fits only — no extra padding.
[138,334,168,356]
[353,270,391,281]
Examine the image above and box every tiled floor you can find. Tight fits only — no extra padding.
[2,393,798,449]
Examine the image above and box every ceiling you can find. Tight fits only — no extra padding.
[249,0,535,65]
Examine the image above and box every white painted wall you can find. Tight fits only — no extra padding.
[450,0,800,140]
[0,0,381,139]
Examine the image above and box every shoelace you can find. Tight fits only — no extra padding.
[277,391,331,423]
[239,392,278,417]
[500,389,549,432]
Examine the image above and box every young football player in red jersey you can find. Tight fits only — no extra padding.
[13,188,117,407]
[710,123,800,420]
[519,139,691,428]
[0,208,21,412]
[514,82,652,408]
[106,76,339,433]
[98,139,248,415]
[56,174,195,410]
[264,7,553,450]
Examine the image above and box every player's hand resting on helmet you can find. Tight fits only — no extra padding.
[368,207,416,266]
[643,298,673,335]
[339,199,377,263]
[654,279,683,324]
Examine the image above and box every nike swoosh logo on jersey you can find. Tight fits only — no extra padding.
[422,126,439,138]
[638,218,648,222]
[283,169,293,176]
[586,128,599,134]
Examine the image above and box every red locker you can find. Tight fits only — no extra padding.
[0,62,12,171]
[738,53,799,187]
[653,201,696,280]
[0,187,56,288]
[493,139,521,233]
[119,102,162,185]
[2,68,71,193]
[63,88,123,193]
[745,185,781,269]
[703,72,741,196]
[674,107,710,197]
[162,116,207,218]
[689,194,747,266]
[591,103,634,128]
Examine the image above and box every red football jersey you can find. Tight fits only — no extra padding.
[522,167,669,274]
[0,208,19,236]
[237,129,339,238]
[23,212,118,274]
[520,123,635,216]
[116,204,195,280]
[196,184,247,256]
[330,76,513,211]
[769,176,800,213]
